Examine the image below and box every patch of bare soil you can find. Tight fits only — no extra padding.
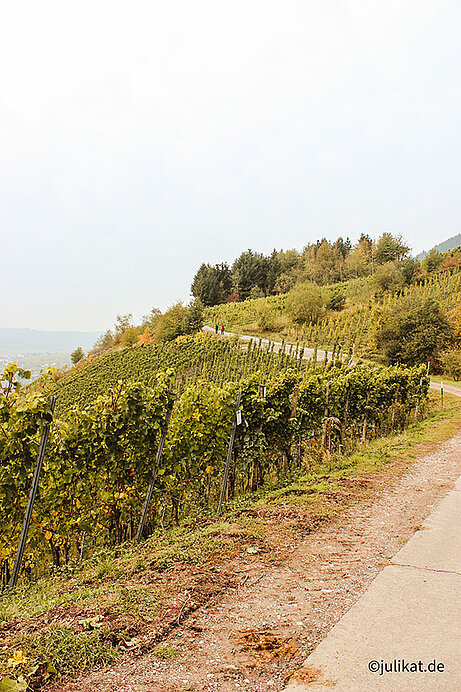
[51,432,461,692]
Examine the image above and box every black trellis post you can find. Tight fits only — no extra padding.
[136,402,174,543]
[217,390,242,515]
[9,396,57,590]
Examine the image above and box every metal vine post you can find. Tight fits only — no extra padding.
[9,395,57,590]
[217,389,242,515]
[135,401,174,543]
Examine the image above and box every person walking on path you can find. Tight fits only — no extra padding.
[215,324,219,334]
[221,325,225,335]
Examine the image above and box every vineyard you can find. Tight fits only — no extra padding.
[1,335,429,587]
[206,268,461,356]
[52,332,308,414]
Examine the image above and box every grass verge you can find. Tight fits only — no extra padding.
[430,374,461,387]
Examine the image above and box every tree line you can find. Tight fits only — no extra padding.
[191,232,461,306]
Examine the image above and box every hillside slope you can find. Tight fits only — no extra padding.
[206,268,461,357]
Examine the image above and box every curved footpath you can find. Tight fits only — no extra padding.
[203,325,332,362]
[205,326,461,691]
[429,380,461,398]
[203,326,461,398]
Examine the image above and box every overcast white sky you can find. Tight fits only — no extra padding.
[1,0,460,330]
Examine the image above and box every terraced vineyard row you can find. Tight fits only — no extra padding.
[206,268,461,355]
[53,333,309,415]
[2,346,428,584]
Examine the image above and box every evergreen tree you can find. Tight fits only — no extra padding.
[191,263,232,306]
[375,233,409,264]
[232,250,268,300]
[70,347,84,364]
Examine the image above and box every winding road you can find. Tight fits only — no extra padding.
[204,326,461,399]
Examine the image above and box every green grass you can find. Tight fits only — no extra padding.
[154,644,179,660]
[21,625,118,674]
[1,390,460,689]
[0,626,118,690]
[430,374,460,387]
[115,584,164,621]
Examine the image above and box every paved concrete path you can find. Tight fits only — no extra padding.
[429,380,461,398]
[284,475,461,691]
[206,326,461,688]
[203,325,335,362]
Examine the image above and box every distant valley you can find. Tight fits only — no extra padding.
[0,327,102,380]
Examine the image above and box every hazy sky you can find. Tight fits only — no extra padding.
[1,0,460,330]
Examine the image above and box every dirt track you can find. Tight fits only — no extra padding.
[54,428,461,692]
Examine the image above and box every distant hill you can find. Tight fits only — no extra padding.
[417,233,461,260]
[0,328,102,356]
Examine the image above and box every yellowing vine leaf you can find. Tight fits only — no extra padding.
[0,676,28,692]
[7,651,27,668]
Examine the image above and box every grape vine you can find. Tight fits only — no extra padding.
[1,348,429,583]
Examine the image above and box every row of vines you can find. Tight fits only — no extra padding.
[53,332,320,414]
[206,267,461,354]
[1,336,429,586]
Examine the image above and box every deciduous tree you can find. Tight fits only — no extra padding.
[376,297,454,368]
[286,282,325,325]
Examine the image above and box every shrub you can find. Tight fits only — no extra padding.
[440,349,461,381]
[373,261,405,294]
[121,327,140,348]
[286,282,325,325]
[376,297,454,368]
[154,300,204,343]
[255,299,276,331]
[70,347,84,365]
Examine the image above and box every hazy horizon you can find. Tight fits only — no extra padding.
[1,232,459,335]
[2,1,460,331]
[0,326,102,346]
